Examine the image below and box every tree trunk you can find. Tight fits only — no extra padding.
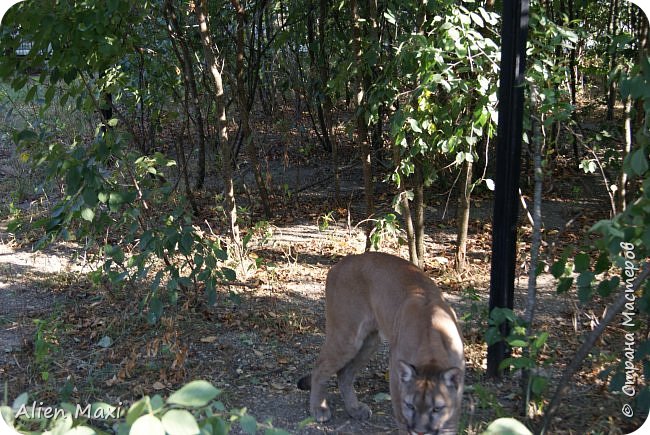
[306,2,332,153]
[455,159,473,272]
[416,0,428,33]
[567,0,580,164]
[177,97,199,214]
[521,120,543,415]
[351,0,374,250]
[634,13,649,129]
[393,146,418,265]
[617,96,632,212]
[414,163,425,269]
[366,0,380,150]
[403,192,418,265]
[232,0,272,219]
[195,0,241,252]
[606,0,619,121]
[318,0,339,200]
[164,0,207,190]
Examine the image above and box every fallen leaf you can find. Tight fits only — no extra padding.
[97,336,113,348]
[270,382,287,390]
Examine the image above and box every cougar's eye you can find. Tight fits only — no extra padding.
[432,405,445,413]
[405,402,415,411]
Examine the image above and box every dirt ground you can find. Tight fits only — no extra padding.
[0,95,646,433]
[1,154,645,435]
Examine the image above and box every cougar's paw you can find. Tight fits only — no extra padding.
[347,402,372,420]
[312,405,332,423]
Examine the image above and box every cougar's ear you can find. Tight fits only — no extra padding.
[398,360,417,383]
[442,367,462,390]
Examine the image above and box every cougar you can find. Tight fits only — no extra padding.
[298,252,464,435]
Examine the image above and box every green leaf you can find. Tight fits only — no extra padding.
[609,371,625,391]
[557,277,573,293]
[532,332,549,350]
[228,291,242,305]
[629,148,649,176]
[594,253,611,274]
[531,376,548,396]
[550,258,566,278]
[44,85,56,105]
[81,207,95,222]
[65,426,96,435]
[167,380,220,407]
[577,279,594,303]
[180,231,194,255]
[407,117,422,133]
[16,129,38,143]
[597,277,619,297]
[25,85,38,103]
[297,417,314,429]
[636,387,650,415]
[507,338,528,347]
[577,271,595,289]
[161,409,200,435]
[222,267,236,281]
[12,392,29,410]
[126,398,148,426]
[213,416,230,435]
[104,245,124,263]
[82,188,98,207]
[485,326,502,346]
[150,395,164,411]
[109,191,137,212]
[383,10,396,25]
[91,402,119,419]
[211,243,228,261]
[637,339,650,358]
[448,27,460,41]
[243,232,253,249]
[239,414,257,434]
[148,296,163,325]
[489,307,517,325]
[499,356,534,370]
[130,414,165,435]
[574,253,590,273]
[470,11,484,27]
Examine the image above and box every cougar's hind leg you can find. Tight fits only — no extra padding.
[337,331,380,420]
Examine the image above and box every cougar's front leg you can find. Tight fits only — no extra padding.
[309,364,332,422]
[337,332,378,420]
[309,345,345,423]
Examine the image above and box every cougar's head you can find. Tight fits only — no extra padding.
[397,361,463,435]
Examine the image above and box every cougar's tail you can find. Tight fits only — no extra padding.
[297,374,311,390]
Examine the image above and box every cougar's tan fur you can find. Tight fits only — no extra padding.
[299,252,465,434]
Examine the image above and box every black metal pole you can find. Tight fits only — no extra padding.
[487,0,530,378]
